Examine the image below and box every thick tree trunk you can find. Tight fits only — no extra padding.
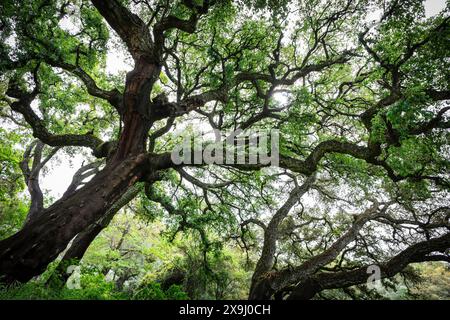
[46,183,144,287]
[0,154,149,284]
[0,46,161,284]
[45,223,104,288]
[113,60,160,160]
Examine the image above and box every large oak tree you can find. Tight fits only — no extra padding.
[0,0,449,299]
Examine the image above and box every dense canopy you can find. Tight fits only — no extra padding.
[0,0,449,300]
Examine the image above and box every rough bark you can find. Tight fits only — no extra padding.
[0,154,148,284]
[287,233,450,300]
[19,141,59,225]
[0,0,447,293]
[249,201,383,299]
[0,0,165,284]
[46,183,145,287]
[249,174,315,299]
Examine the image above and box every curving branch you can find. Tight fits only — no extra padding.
[250,200,387,299]
[409,106,450,135]
[43,58,123,113]
[90,0,153,61]
[177,167,232,189]
[241,218,267,231]
[144,182,211,256]
[153,0,213,59]
[148,50,355,123]
[20,140,60,225]
[249,174,316,298]
[47,182,146,287]
[287,232,450,300]
[6,84,105,155]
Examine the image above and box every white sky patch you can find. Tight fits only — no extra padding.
[424,0,447,17]
[40,154,84,199]
[272,91,290,107]
[59,15,81,35]
[106,48,132,75]
[105,34,133,75]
